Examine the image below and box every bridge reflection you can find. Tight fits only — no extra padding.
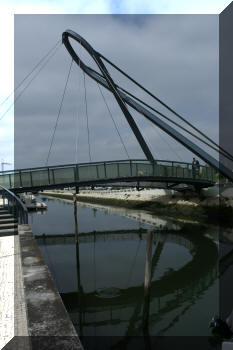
[37,227,218,339]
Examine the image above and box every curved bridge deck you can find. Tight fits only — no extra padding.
[0,159,216,192]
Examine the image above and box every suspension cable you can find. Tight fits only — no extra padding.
[154,126,183,162]
[116,85,233,162]
[0,39,61,109]
[127,107,161,159]
[74,46,82,164]
[45,59,73,166]
[88,68,233,162]
[0,43,61,122]
[92,54,154,161]
[75,80,79,164]
[97,82,130,159]
[83,71,92,162]
[99,53,233,161]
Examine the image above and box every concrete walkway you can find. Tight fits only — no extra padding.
[0,233,28,349]
[0,198,28,348]
[0,234,15,348]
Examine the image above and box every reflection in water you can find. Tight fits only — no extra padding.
[31,196,219,349]
[142,230,153,331]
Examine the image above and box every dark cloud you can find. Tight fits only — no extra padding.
[14,14,218,168]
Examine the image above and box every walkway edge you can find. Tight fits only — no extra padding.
[18,224,83,349]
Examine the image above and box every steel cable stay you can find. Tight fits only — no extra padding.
[74,44,83,164]
[91,53,154,161]
[114,85,232,162]
[45,59,73,166]
[99,53,233,163]
[0,42,62,122]
[61,30,233,180]
[96,82,130,159]
[74,71,80,164]
[126,106,167,161]
[0,39,61,109]
[83,72,92,163]
[150,123,183,162]
[88,68,233,163]
[65,30,218,165]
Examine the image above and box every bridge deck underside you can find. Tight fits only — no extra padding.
[0,160,216,192]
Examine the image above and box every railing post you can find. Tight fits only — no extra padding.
[76,165,79,182]
[130,160,133,177]
[19,170,22,187]
[2,192,5,207]
[14,200,18,219]
[104,162,107,178]
[117,163,120,177]
[52,169,55,184]
[25,210,28,224]
[30,171,33,187]
[96,165,99,179]
[172,162,174,177]
[9,174,12,189]
[7,194,10,213]
[0,185,28,224]
[73,166,77,183]
[48,167,51,185]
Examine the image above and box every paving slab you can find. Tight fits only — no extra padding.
[0,235,15,349]
[0,229,29,349]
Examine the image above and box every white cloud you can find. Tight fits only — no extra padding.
[113,0,232,14]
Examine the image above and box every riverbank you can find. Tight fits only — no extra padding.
[40,186,233,225]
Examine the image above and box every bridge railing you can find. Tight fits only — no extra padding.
[0,185,28,224]
[0,159,217,190]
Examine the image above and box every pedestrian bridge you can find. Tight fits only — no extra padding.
[0,29,232,189]
[0,159,216,193]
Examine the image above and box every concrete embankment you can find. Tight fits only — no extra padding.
[40,186,233,224]
[18,224,83,349]
[1,223,83,350]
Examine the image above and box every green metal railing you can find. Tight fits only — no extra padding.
[0,185,28,224]
[0,159,216,190]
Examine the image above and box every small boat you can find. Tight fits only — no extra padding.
[19,193,47,210]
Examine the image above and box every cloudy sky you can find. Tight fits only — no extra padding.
[14,14,218,168]
[0,1,231,170]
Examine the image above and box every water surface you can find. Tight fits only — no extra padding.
[29,195,219,348]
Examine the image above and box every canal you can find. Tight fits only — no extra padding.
[29,195,219,349]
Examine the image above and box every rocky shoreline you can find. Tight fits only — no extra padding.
[40,185,233,225]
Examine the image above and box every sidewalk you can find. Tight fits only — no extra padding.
[0,206,28,349]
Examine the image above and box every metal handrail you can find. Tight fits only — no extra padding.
[0,159,216,192]
[0,185,28,224]
[0,158,206,174]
